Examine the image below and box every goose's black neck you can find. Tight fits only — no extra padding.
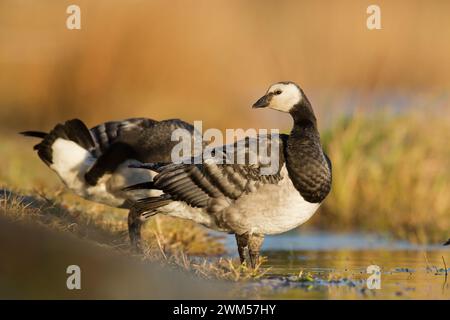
[285,93,332,203]
[289,92,318,130]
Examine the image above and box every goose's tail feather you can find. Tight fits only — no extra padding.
[132,195,172,219]
[128,162,166,171]
[20,131,48,139]
[122,181,155,192]
[20,131,49,150]
[32,119,95,166]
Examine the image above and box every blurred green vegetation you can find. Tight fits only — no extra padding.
[2,108,449,244]
[317,110,450,243]
[0,0,449,246]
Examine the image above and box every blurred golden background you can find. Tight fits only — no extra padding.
[1,0,449,243]
[1,0,449,129]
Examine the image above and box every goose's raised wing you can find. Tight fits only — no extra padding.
[89,118,158,157]
[84,118,196,185]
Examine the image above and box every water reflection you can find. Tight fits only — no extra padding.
[224,232,450,299]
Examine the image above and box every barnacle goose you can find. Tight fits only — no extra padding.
[21,117,196,250]
[127,82,332,267]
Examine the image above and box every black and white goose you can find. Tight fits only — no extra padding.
[128,82,332,267]
[21,117,196,250]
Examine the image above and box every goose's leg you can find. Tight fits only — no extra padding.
[248,234,264,269]
[235,233,249,264]
[128,207,143,253]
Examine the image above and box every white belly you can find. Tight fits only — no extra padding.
[154,201,219,230]
[223,166,320,235]
[50,138,158,207]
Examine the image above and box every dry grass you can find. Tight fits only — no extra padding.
[0,188,225,254]
[142,216,226,257]
[149,249,270,282]
[0,188,270,281]
[316,109,450,243]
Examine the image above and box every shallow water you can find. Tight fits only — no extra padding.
[224,232,450,299]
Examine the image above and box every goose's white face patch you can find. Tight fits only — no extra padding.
[267,83,302,112]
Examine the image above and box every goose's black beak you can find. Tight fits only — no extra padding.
[444,238,450,246]
[252,94,270,108]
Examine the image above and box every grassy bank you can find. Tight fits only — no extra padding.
[0,189,270,282]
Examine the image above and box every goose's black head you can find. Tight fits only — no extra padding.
[253,81,317,126]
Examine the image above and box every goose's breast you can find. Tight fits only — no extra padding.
[224,169,321,235]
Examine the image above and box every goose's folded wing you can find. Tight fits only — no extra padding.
[135,133,288,209]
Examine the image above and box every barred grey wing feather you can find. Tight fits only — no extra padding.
[147,133,288,209]
[89,118,158,157]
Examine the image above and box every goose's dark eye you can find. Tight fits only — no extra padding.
[274,90,282,95]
